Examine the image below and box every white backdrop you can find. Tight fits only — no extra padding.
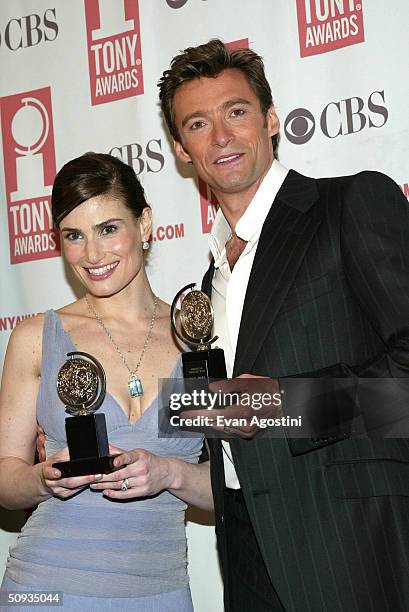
[0,1,408,610]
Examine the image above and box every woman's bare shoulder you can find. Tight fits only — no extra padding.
[8,299,79,359]
[9,312,45,343]
[5,313,46,374]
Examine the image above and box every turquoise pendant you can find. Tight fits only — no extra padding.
[128,374,143,398]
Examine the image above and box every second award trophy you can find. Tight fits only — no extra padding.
[52,351,118,477]
[171,283,227,381]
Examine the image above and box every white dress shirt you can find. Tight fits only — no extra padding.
[209,160,289,488]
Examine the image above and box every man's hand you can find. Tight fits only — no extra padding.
[179,374,282,439]
[36,424,46,462]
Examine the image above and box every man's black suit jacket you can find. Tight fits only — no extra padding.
[202,169,409,611]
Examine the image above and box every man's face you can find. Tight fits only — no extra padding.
[173,68,279,200]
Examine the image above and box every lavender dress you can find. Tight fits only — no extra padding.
[1,310,203,611]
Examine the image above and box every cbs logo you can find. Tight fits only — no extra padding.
[284,90,388,145]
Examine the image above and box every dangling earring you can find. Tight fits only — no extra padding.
[142,241,150,250]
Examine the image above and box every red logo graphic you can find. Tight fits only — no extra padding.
[84,0,143,105]
[199,179,218,234]
[199,38,249,234]
[152,223,185,242]
[226,38,249,52]
[0,87,59,264]
[0,312,39,332]
[296,0,365,57]
[401,183,409,202]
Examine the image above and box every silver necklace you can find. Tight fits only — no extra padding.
[85,295,158,398]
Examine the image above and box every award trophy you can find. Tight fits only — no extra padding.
[171,283,227,381]
[52,351,118,477]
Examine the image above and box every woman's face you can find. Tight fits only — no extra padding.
[59,194,151,298]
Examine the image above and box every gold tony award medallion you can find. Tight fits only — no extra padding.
[52,351,118,477]
[171,283,227,381]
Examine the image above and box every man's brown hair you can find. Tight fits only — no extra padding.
[158,39,279,158]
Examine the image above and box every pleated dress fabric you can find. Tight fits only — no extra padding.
[1,310,202,611]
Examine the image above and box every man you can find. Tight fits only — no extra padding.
[158,39,409,611]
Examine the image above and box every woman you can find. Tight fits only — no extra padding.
[0,152,212,610]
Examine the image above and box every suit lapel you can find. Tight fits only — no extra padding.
[233,170,322,376]
[201,263,226,500]
[201,260,214,297]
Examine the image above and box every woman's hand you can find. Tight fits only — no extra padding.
[90,445,173,499]
[39,446,103,500]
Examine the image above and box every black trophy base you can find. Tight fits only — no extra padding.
[182,347,227,380]
[53,454,120,478]
[52,413,119,477]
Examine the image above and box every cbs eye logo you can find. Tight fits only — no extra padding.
[166,0,189,6]
[165,0,207,7]
[284,108,315,144]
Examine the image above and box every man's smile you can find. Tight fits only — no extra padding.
[214,153,244,165]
